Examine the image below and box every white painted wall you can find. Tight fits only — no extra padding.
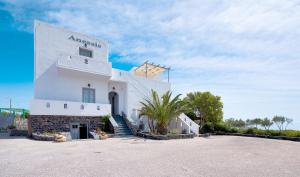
[31,21,171,121]
[30,99,110,116]
[34,20,110,104]
[108,81,127,115]
[111,68,171,122]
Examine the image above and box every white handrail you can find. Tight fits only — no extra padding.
[109,116,118,128]
[178,113,199,135]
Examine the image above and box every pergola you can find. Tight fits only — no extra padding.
[134,61,170,82]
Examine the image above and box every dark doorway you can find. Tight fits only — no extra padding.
[109,91,119,115]
[79,123,88,139]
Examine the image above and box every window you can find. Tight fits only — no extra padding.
[81,104,84,110]
[84,59,88,64]
[82,88,96,103]
[64,104,68,109]
[46,102,50,108]
[79,48,93,58]
[97,106,100,110]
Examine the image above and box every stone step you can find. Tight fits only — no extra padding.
[112,115,133,136]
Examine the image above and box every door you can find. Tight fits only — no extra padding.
[82,88,95,103]
[79,123,88,139]
[108,91,119,115]
[70,123,80,139]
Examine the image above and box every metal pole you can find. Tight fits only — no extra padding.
[167,68,170,83]
[9,98,12,114]
[145,61,148,78]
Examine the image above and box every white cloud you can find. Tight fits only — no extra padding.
[2,0,300,128]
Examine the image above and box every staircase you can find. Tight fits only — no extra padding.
[113,115,132,136]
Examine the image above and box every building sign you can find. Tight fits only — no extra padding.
[68,35,101,48]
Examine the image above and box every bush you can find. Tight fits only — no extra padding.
[238,128,300,137]
[200,122,238,133]
[214,123,238,133]
[200,122,214,133]
[102,115,110,131]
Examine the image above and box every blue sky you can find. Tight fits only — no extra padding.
[0,0,300,129]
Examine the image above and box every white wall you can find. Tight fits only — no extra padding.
[110,68,171,122]
[30,99,111,116]
[108,81,127,115]
[32,21,171,119]
[34,20,110,104]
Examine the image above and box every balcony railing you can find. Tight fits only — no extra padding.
[30,99,111,116]
[56,54,112,77]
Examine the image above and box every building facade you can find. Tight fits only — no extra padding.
[29,21,198,139]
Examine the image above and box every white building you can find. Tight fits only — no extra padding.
[29,21,198,139]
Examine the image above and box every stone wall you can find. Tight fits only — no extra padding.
[29,115,105,133]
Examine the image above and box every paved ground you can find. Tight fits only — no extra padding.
[0,135,299,177]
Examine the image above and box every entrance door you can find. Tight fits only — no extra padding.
[109,92,119,115]
[82,88,95,103]
[70,123,80,139]
[79,123,88,139]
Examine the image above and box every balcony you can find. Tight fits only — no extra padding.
[56,54,112,77]
[30,99,111,116]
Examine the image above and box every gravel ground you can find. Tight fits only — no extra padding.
[0,135,299,177]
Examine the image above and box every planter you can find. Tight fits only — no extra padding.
[32,133,55,141]
[137,132,195,140]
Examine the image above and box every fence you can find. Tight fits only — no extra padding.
[0,115,15,129]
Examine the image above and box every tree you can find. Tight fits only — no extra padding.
[261,117,273,130]
[225,118,246,128]
[184,91,223,128]
[251,118,263,128]
[272,116,286,131]
[246,119,253,128]
[139,90,186,135]
[285,118,293,130]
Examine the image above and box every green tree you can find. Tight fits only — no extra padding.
[272,116,286,131]
[252,118,263,128]
[225,118,246,128]
[285,118,293,130]
[184,91,223,128]
[261,117,273,130]
[139,90,186,135]
[246,119,253,128]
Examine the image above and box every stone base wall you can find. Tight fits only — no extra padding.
[29,115,105,133]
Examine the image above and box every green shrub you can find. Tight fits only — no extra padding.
[102,115,110,131]
[214,123,228,132]
[200,122,214,133]
[243,128,256,134]
[200,122,238,133]
[280,130,300,137]
[238,128,300,137]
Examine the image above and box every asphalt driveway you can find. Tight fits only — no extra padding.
[0,135,299,177]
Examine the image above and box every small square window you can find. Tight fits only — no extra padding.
[81,104,84,110]
[79,48,93,58]
[84,59,88,64]
[46,102,50,108]
[97,106,100,110]
[64,104,68,109]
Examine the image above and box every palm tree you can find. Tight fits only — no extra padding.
[139,90,186,135]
